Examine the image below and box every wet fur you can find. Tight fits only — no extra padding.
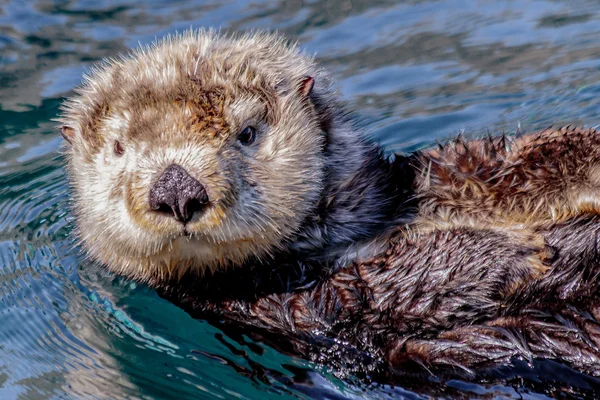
[60,31,600,381]
[157,216,600,379]
[415,125,600,230]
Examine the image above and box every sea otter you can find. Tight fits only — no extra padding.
[58,30,600,381]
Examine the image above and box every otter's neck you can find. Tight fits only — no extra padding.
[287,94,417,267]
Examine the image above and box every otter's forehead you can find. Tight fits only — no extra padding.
[63,31,315,149]
[106,80,228,132]
[99,81,280,149]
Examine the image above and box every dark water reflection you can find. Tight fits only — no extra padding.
[2,0,600,398]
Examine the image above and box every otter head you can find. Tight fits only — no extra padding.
[59,31,329,281]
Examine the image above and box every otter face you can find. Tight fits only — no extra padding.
[59,31,326,281]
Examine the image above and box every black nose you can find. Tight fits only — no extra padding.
[149,164,209,224]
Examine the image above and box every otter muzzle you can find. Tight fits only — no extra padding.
[149,164,209,224]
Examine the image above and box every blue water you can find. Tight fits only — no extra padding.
[2,1,600,398]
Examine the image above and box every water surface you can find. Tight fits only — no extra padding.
[2,0,600,398]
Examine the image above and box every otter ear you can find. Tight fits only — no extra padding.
[299,76,314,98]
[61,125,76,145]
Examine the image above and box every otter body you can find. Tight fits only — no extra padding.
[59,31,600,380]
[159,216,600,379]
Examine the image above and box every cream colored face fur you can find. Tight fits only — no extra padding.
[59,31,326,281]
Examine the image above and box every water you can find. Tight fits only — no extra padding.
[2,0,600,398]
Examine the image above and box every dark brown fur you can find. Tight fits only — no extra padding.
[157,215,600,379]
[415,125,600,229]
[156,127,600,380]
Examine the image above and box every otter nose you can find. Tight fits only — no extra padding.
[149,164,209,224]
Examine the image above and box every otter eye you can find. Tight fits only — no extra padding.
[114,140,124,156]
[238,126,256,145]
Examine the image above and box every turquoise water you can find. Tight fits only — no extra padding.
[2,0,600,398]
